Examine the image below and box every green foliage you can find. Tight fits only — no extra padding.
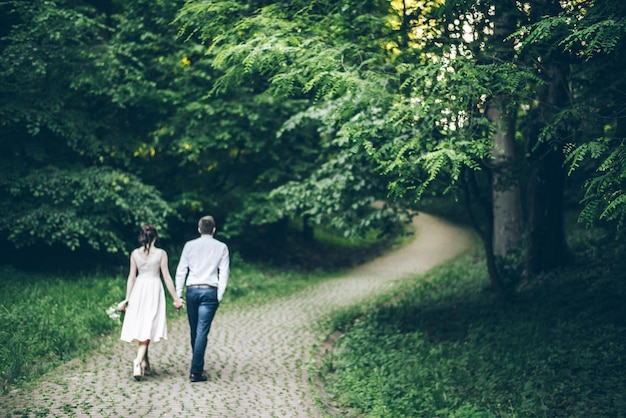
[365,58,504,203]
[0,0,325,253]
[2,0,625,270]
[517,1,626,61]
[519,0,626,235]
[562,18,624,58]
[175,0,413,240]
[567,138,626,232]
[0,166,174,252]
[0,0,178,253]
[320,242,626,417]
[269,145,404,238]
[230,208,402,272]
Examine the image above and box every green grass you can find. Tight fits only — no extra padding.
[0,268,125,392]
[317,234,626,417]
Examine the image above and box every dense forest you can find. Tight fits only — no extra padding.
[1,0,624,291]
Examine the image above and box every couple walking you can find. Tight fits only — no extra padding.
[117,215,229,382]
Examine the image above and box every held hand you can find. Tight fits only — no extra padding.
[117,300,128,312]
[174,298,185,310]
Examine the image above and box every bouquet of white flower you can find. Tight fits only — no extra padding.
[106,304,123,324]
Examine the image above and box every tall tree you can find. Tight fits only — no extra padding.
[527,0,626,237]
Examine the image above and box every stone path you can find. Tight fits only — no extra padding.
[0,214,472,417]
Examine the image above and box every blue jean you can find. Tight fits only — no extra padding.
[185,287,220,374]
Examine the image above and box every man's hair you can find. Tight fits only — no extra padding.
[198,216,216,235]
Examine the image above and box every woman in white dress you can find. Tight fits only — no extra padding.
[118,225,184,380]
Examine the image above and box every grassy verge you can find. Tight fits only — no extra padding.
[317,236,626,417]
[0,267,122,393]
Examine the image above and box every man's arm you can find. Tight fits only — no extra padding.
[217,245,230,302]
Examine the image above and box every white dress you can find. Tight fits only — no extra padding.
[120,248,168,343]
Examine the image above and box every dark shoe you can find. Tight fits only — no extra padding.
[142,359,151,376]
[189,373,207,382]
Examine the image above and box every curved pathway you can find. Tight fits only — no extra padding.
[0,214,472,417]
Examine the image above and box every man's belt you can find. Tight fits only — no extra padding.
[187,284,217,290]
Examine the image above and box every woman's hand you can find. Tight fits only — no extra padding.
[117,300,128,312]
[174,298,185,310]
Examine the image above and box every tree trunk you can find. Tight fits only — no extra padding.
[526,150,567,272]
[526,61,570,273]
[302,215,314,241]
[488,101,523,257]
[461,169,507,299]
[486,5,524,260]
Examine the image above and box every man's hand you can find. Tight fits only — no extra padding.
[174,298,185,310]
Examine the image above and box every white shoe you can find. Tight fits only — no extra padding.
[133,359,143,381]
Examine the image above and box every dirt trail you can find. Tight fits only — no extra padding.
[0,213,472,417]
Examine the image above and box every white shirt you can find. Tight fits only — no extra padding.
[175,234,230,301]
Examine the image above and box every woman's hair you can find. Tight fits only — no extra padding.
[138,224,158,252]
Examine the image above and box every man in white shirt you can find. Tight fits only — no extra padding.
[175,215,230,382]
